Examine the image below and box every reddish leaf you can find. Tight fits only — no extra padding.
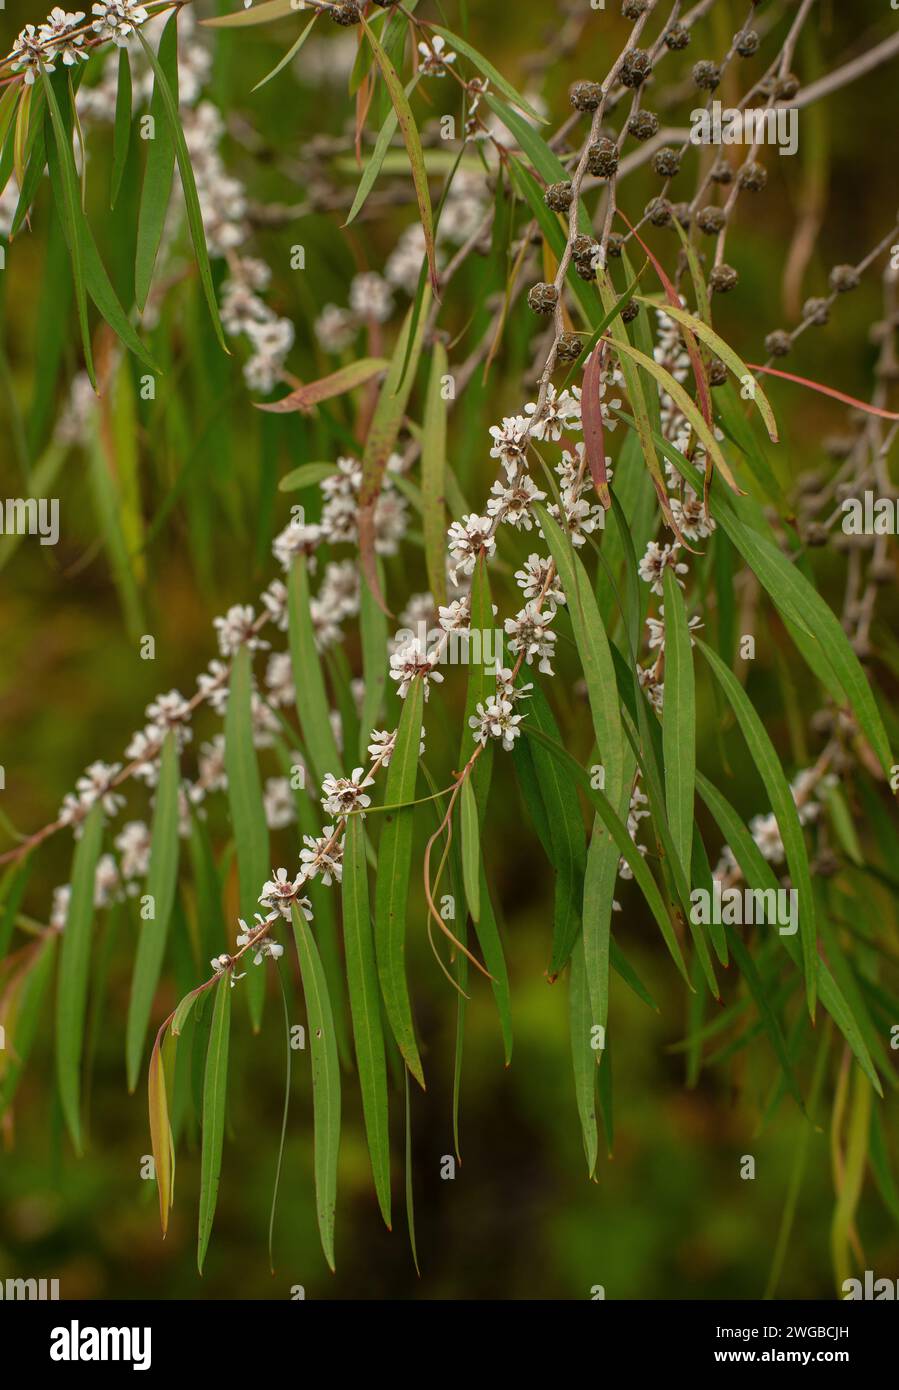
[745,364,899,420]
[255,358,388,415]
[581,344,611,509]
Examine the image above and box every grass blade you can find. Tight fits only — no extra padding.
[197,973,231,1274]
[135,13,178,310]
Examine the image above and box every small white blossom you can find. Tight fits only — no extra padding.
[213,604,268,657]
[469,697,523,751]
[258,869,311,921]
[389,638,444,701]
[299,829,343,886]
[447,514,495,584]
[515,554,566,610]
[263,777,295,830]
[638,541,688,597]
[349,271,393,323]
[418,34,456,76]
[320,768,375,819]
[504,602,557,676]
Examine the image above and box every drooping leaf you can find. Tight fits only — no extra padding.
[110,48,133,209]
[661,567,695,881]
[459,774,480,924]
[135,13,178,310]
[55,801,104,1153]
[374,677,426,1087]
[197,972,232,1274]
[287,554,342,784]
[421,340,448,607]
[342,815,391,1227]
[224,644,271,1030]
[257,358,388,414]
[126,731,181,1091]
[292,901,341,1271]
[148,1023,175,1235]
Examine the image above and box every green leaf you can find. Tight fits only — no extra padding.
[41,69,93,388]
[360,14,437,291]
[224,644,271,1030]
[459,774,481,923]
[197,972,231,1274]
[569,934,598,1178]
[136,26,228,354]
[636,296,777,442]
[374,676,426,1087]
[252,12,319,92]
[287,554,342,783]
[0,935,56,1117]
[346,73,420,226]
[257,358,389,414]
[421,340,448,607]
[110,49,132,209]
[523,725,690,986]
[126,731,181,1091]
[55,801,104,1153]
[202,0,298,25]
[278,462,337,493]
[698,641,817,1015]
[342,816,391,1227]
[148,1023,175,1235]
[661,567,695,881]
[358,557,388,762]
[292,901,341,1271]
[434,27,547,124]
[135,13,178,310]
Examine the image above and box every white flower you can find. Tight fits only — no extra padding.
[114,821,152,881]
[504,602,557,676]
[320,768,375,818]
[515,554,565,610]
[11,25,56,83]
[40,9,89,68]
[447,514,495,584]
[386,223,428,293]
[264,651,295,707]
[145,689,193,748]
[263,777,295,830]
[258,869,311,920]
[389,638,444,701]
[547,494,604,547]
[349,272,394,324]
[124,727,162,787]
[197,660,230,716]
[646,607,703,651]
[670,488,716,541]
[750,812,784,865]
[75,761,125,818]
[418,34,456,76]
[494,664,532,703]
[486,473,546,530]
[321,457,362,501]
[299,829,343,886]
[368,726,425,766]
[638,541,688,596]
[51,884,71,931]
[437,597,471,633]
[273,518,321,572]
[638,665,664,712]
[261,578,289,632]
[213,604,268,657]
[374,489,410,555]
[236,913,288,966]
[94,853,123,908]
[211,953,245,985]
[488,416,531,474]
[315,303,356,354]
[469,697,523,751]
[198,735,228,793]
[91,1,149,47]
[523,385,580,442]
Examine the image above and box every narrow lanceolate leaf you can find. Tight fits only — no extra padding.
[110,49,132,208]
[342,816,391,1228]
[346,74,420,226]
[41,70,93,388]
[537,506,624,978]
[662,568,695,883]
[202,0,298,25]
[55,801,104,1153]
[292,902,341,1271]
[421,340,448,606]
[43,74,157,374]
[569,935,598,1179]
[197,973,231,1274]
[698,641,817,1016]
[0,934,56,1117]
[358,559,388,762]
[225,644,271,1029]
[252,12,318,92]
[524,725,690,986]
[638,297,777,442]
[459,775,481,924]
[135,13,178,310]
[126,732,181,1091]
[360,15,438,292]
[136,27,228,353]
[148,1024,175,1235]
[374,677,426,1088]
[288,554,342,783]
[257,358,389,414]
[357,293,430,612]
[431,27,547,125]
[581,345,611,507]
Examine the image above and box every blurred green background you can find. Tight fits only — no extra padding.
[1,0,898,1299]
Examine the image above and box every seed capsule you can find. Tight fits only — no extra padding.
[709,264,739,293]
[528,282,560,316]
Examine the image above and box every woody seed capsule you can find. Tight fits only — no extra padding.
[652,147,681,178]
[330,1,361,23]
[556,333,584,362]
[627,110,660,141]
[738,161,767,192]
[570,80,603,111]
[708,357,729,386]
[829,264,860,293]
[709,263,739,293]
[621,301,640,324]
[697,205,726,234]
[645,197,672,227]
[619,48,653,87]
[587,138,619,178]
[528,282,559,315]
[764,330,791,358]
[735,30,759,57]
[692,60,721,91]
[664,22,691,50]
[544,181,573,212]
[709,157,733,184]
[803,296,830,325]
